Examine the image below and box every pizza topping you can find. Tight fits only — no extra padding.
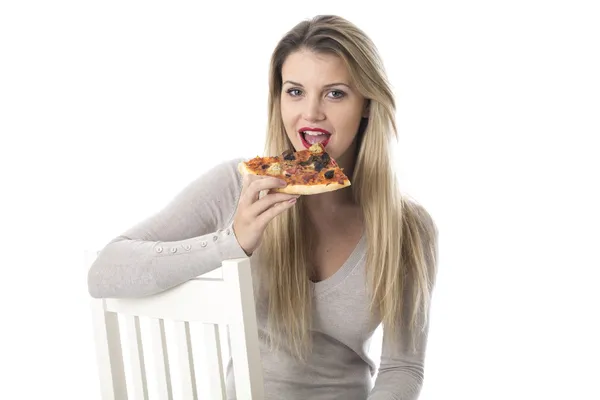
[309,143,325,153]
[261,164,269,169]
[324,170,334,179]
[313,161,325,172]
[266,163,282,175]
[297,154,327,168]
[282,150,296,161]
[302,172,317,182]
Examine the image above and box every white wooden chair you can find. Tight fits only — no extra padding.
[87,251,264,400]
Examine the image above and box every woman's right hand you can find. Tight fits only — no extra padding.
[232,174,299,256]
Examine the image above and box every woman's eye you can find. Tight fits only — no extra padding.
[285,88,345,99]
[328,90,345,99]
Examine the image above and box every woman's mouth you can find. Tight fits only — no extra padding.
[298,128,331,149]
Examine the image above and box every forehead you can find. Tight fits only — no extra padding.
[281,49,350,84]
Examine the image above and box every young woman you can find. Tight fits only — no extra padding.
[88,14,439,400]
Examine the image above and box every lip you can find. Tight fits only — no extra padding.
[298,127,332,149]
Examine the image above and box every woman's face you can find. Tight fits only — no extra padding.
[280,49,368,161]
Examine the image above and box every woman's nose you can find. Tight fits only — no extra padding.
[302,97,325,122]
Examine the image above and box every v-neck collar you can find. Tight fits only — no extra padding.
[310,232,367,297]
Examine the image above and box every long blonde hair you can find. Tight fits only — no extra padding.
[258,15,438,361]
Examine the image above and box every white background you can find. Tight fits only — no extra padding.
[1,1,599,399]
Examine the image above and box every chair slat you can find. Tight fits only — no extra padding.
[175,321,198,400]
[90,300,128,400]
[222,258,265,400]
[149,318,173,400]
[204,324,227,399]
[125,315,149,400]
[223,324,232,359]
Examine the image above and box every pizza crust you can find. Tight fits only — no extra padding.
[238,161,252,177]
[237,161,350,195]
[274,181,351,195]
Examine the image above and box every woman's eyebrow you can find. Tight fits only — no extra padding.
[283,80,351,89]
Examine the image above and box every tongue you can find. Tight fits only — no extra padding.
[305,133,329,144]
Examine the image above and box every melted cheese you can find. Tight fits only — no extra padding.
[267,163,282,175]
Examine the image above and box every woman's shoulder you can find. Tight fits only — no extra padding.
[401,196,437,235]
[401,195,439,274]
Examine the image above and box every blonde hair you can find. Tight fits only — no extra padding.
[258,15,438,361]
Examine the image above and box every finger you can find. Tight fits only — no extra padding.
[246,176,288,202]
[256,196,297,228]
[249,192,299,216]
[240,174,271,207]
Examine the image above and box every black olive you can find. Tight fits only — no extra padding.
[314,161,324,172]
[324,170,334,179]
[321,153,330,164]
[261,164,269,169]
[284,153,296,161]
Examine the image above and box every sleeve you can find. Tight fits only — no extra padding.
[366,312,431,400]
[87,158,250,298]
[367,201,439,400]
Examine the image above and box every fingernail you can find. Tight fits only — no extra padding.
[288,198,297,204]
[279,180,287,187]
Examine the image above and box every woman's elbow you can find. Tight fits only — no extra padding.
[87,262,113,298]
[87,259,165,299]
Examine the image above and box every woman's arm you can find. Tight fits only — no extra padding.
[368,201,439,399]
[87,158,248,298]
[367,313,431,400]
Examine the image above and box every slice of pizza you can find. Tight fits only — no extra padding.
[237,143,351,195]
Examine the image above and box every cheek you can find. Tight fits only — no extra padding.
[280,114,295,143]
[281,105,301,138]
[332,107,363,139]
[280,103,292,126]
